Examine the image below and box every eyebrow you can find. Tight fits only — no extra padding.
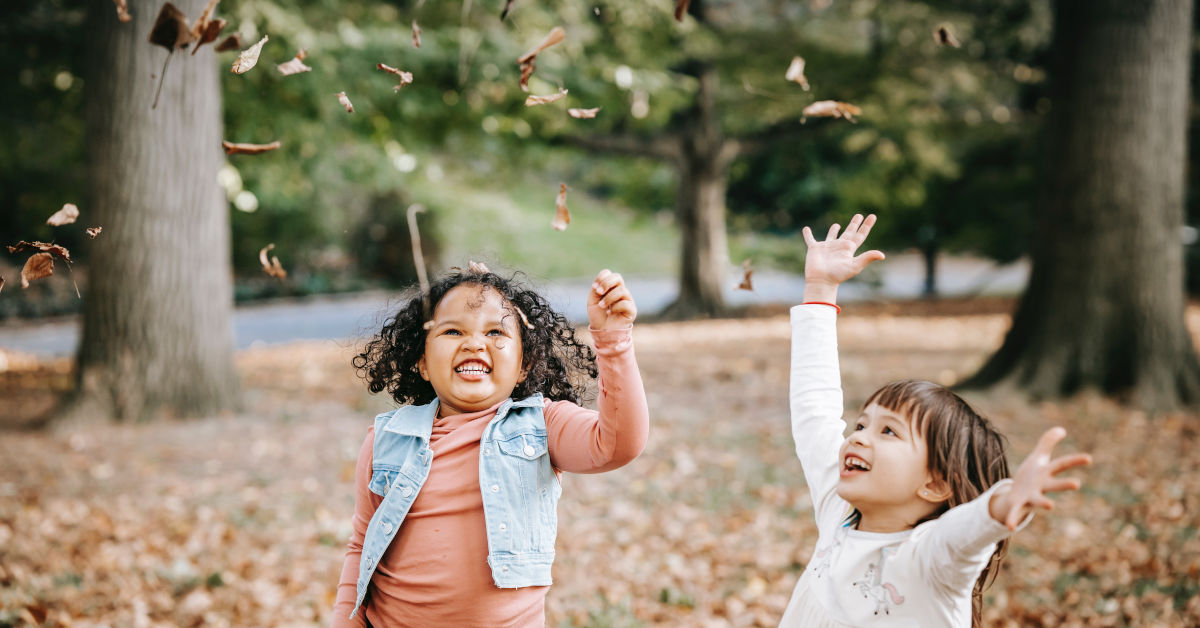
[430,317,514,329]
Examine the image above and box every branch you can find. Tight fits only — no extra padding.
[558,133,681,161]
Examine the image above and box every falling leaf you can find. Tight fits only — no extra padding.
[336,91,354,113]
[934,25,961,48]
[114,0,132,22]
[517,26,565,92]
[412,20,421,48]
[21,253,55,289]
[0,275,5,294]
[86,227,103,239]
[376,63,413,90]
[501,0,516,19]
[192,18,227,55]
[674,0,691,21]
[467,261,490,274]
[189,0,225,55]
[259,244,287,279]
[525,88,568,106]
[231,35,268,74]
[222,140,282,155]
[552,183,570,231]
[7,241,71,262]
[148,3,196,50]
[801,100,861,122]
[568,107,600,119]
[277,49,311,76]
[214,34,242,52]
[736,259,754,291]
[46,203,79,226]
[785,56,810,91]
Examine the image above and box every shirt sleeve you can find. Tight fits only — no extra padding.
[545,327,650,474]
[330,428,380,628]
[911,479,1030,593]
[789,304,852,527]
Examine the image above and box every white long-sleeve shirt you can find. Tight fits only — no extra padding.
[781,305,1023,627]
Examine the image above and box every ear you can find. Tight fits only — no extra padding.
[516,363,528,384]
[417,356,430,381]
[918,475,952,504]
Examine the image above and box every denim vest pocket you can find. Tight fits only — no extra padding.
[368,466,401,497]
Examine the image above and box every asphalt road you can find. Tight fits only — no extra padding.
[0,254,1027,357]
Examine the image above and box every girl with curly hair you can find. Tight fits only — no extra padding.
[331,265,649,627]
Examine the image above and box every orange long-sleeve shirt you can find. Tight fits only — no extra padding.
[331,328,648,627]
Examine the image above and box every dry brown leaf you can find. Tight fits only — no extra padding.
[259,244,287,279]
[86,227,103,239]
[935,25,961,48]
[377,63,413,90]
[516,26,564,92]
[214,34,242,52]
[114,0,132,22]
[0,275,5,294]
[552,183,570,231]
[46,203,79,226]
[674,0,691,21]
[501,0,516,19]
[525,88,568,106]
[518,61,536,92]
[736,259,754,291]
[467,261,490,274]
[802,100,861,122]
[148,3,196,50]
[7,241,71,262]
[231,35,268,74]
[189,0,225,55]
[412,20,421,48]
[21,253,55,289]
[336,91,354,113]
[567,107,600,119]
[785,56,810,91]
[192,18,227,55]
[277,50,311,76]
[222,140,282,155]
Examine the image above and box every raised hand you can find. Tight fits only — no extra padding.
[801,213,885,303]
[990,427,1092,530]
[587,269,636,330]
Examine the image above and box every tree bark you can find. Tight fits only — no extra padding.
[963,0,1200,410]
[73,0,238,420]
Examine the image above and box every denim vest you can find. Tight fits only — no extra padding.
[350,394,562,618]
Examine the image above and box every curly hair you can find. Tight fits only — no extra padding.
[353,268,598,406]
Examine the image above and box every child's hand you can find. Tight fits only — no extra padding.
[587,269,636,330]
[801,213,885,303]
[989,427,1092,530]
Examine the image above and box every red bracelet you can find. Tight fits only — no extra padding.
[803,301,842,314]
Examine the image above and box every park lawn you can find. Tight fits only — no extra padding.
[0,302,1198,627]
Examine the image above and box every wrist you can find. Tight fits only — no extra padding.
[987,485,1013,523]
[803,280,839,304]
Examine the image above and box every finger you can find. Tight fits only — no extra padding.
[1033,496,1056,511]
[852,250,886,268]
[608,297,637,322]
[842,214,864,239]
[598,284,631,309]
[1005,506,1024,530]
[1049,453,1092,475]
[1042,478,1082,494]
[825,223,841,241]
[591,269,614,298]
[595,272,625,298]
[802,226,817,247]
[1034,427,1068,457]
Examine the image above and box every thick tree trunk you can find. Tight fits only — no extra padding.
[921,242,938,299]
[964,0,1200,410]
[73,0,238,420]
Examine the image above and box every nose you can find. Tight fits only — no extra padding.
[848,430,869,447]
[461,333,486,351]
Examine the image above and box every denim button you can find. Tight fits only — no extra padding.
[401,486,413,497]
[483,447,491,455]
[382,522,393,534]
[499,523,507,531]
[523,444,536,456]
[501,565,509,572]
[490,484,500,493]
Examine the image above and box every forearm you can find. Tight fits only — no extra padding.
[330,551,369,628]
[547,327,649,473]
[330,431,378,628]
[789,305,850,510]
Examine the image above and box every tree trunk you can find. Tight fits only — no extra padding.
[663,67,732,318]
[73,0,238,420]
[963,0,1200,410]
[921,242,938,299]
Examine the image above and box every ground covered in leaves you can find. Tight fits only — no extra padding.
[2,302,1198,627]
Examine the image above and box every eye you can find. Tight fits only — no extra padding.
[883,426,897,436]
[442,328,462,336]
[487,328,505,337]
[854,422,865,431]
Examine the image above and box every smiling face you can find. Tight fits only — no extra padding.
[418,284,526,417]
[837,402,947,532]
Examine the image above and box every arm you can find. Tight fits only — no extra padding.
[988,427,1091,529]
[547,270,649,473]
[330,429,379,628]
[913,480,1025,592]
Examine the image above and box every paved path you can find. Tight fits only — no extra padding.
[0,254,1028,357]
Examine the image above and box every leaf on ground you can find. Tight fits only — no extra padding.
[412,20,421,48]
[567,107,600,119]
[21,253,55,289]
[552,183,570,231]
[336,91,354,113]
[674,0,691,21]
[114,0,132,23]
[736,259,754,291]
[801,100,861,122]
[517,26,564,92]
[86,227,103,239]
[785,57,809,90]
[231,35,268,74]
[934,25,961,48]
[214,34,242,52]
[277,50,311,76]
[222,140,282,155]
[259,244,287,279]
[525,88,568,106]
[148,3,196,50]
[46,203,79,226]
[7,241,71,262]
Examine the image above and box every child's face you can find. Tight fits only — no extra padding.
[418,284,526,417]
[837,402,940,529]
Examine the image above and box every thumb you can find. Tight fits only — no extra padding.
[853,250,886,267]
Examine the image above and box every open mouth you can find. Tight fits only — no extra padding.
[842,454,871,473]
[454,360,492,375]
